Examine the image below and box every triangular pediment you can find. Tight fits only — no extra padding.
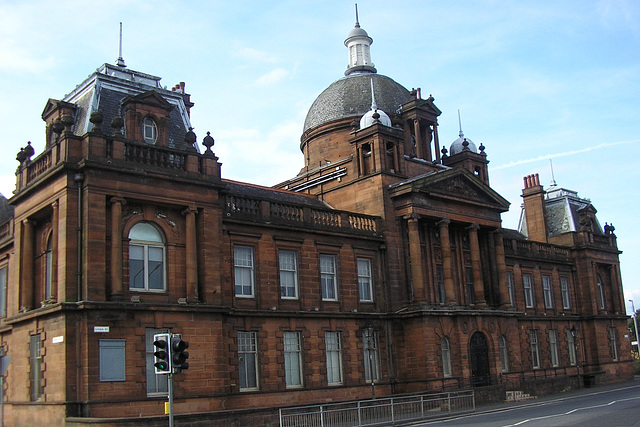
[41,98,76,121]
[389,168,510,212]
[122,90,173,111]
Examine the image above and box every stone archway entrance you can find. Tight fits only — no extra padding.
[469,332,490,386]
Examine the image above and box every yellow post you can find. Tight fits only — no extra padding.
[165,401,169,415]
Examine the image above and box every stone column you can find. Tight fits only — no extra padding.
[467,223,486,306]
[493,229,512,308]
[407,215,425,302]
[413,119,423,159]
[51,201,59,302]
[183,206,199,301]
[438,218,457,305]
[110,197,126,298]
[21,219,34,311]
[433,123,441,163]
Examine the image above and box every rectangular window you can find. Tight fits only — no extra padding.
[499,336,509,373]
[597,275,606,310]
[530,330,540,369]
[284,332,303,388]
[523,273,535,308]
[357,258,374,302]
[238,332,259,390]
[363,330,380,382]
[234,246,255,297]
[0,266,7,317]
[567,330,577,366]
[506,271,515,306]
[560,277,571,309]
[129,244,165,291]
[542,275,554,309]
[325,332,343,385]
[146,328,168,395]
[436,265,445,305]
[29,334,42,401]
[549,330,559,367]
[441,337,452,377]
[279,250,298,299]
[609,328,618,361]
[465,268,475,305]
[320,255,338,301]
[99,340,126,381]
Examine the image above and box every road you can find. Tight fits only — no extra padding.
[409,379,640,426]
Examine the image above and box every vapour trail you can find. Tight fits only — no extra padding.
[493,139,638,170]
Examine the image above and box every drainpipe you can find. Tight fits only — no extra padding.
[74,173,84,301]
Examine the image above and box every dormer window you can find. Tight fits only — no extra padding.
[142,117,158,144]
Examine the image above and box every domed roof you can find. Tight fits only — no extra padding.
[449,135,478,155]
[360,109,392,128]
[346,26,371,42]
[303,73,412,133]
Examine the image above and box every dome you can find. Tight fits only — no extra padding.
[360,109,392,128]
[303,73,412,133]
[345,26,371,43]
[449,135,478,155]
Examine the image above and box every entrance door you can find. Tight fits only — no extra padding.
[469,332,490,386]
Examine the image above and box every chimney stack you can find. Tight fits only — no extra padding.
[521,173,548,243]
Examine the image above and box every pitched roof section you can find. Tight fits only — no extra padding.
[389,168,510,225]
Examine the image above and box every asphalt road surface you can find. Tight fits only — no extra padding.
[408,378,640,426]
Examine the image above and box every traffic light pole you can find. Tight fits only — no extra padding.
[168,372,174,427]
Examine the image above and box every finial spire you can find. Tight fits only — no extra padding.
[116,22,126,68]
[370,78,378,111]
[549,159,557,186]
[457,109,464,138]
[355,4,360,28]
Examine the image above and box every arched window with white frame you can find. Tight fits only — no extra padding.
[142,117,158,144]
[129,222,166,291]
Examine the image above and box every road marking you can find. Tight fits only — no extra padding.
[501,397,637,426]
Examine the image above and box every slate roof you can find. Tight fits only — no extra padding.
[222,180,332,210]
[518,186,603,237]
[61,63,195,151]
[303,73,412,133]
[0,195,14,225]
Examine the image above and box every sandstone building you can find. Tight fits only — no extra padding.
[0,16,631,427]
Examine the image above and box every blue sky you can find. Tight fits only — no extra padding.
[1,1,639,312]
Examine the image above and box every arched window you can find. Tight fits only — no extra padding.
[499,335,509,372]
[129,222,165,291]
[142,117,158,144]
[441,337,452,377]
[596,274,606,310]
[45,234,53,300]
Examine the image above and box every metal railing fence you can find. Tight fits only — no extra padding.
[279,390,475,427]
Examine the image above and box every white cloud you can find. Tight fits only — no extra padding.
[234,46,278,63]
[256,68,289,86]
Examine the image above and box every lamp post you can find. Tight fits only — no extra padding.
[629,300,639,356]
[363,321,375,399]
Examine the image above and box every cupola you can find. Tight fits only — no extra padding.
[344,5,376,76]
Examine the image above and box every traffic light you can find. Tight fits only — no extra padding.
[171,334,189,373]
[153,333,172,374]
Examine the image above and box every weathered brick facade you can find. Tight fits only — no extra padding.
[0,19,631,427]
